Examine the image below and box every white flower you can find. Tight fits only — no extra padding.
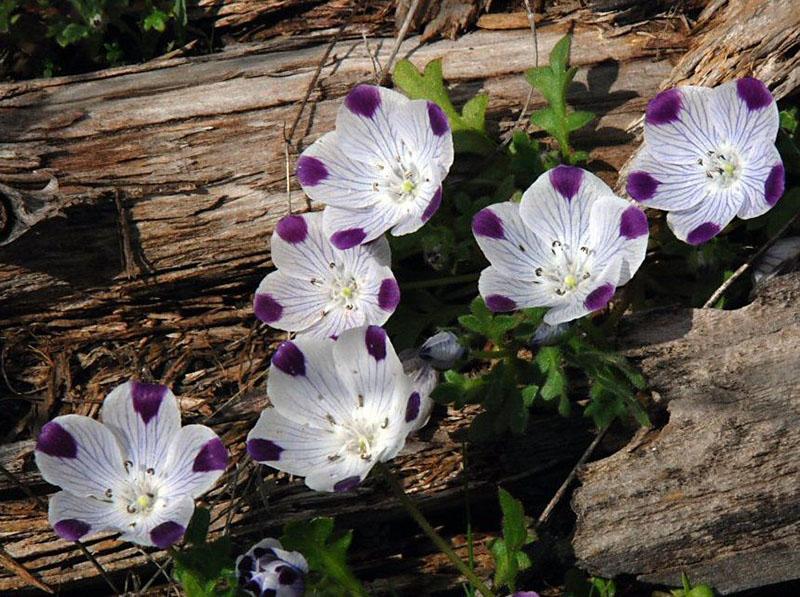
[254,212,399,339]
[627,77,784,244]
[247,326,430,492]
[236,538,308,597]
[35,381,227,548]
[473,166,649,325]
[296,84,454,249]
[418,330,465,370]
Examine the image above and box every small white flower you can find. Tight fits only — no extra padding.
[627,78,784,244]
[35,381,227,548]
[247,326,430,492]
[473,166,648,325]
[254,212,400,339]
[418,330,465,370]
[296,84,454,249]
[236,538,308,597]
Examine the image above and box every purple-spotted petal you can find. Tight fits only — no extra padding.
[331,227,367,249]
[272,341,306,376]
[421,187,443,223]
[405,392,421,422]
[101,380,181,471]
[48,491,126,542]
[151,521,186,549]
[333,476,361,492]
[254,271,328,332]
[253,292,283,324]
[588,196,649,286]
[365,325,387,361]
[393,99,454,180]
[54,519,91,541]
[478,266,558,313]
[247,438,284,461]
[687,222,721,245]
[344,85,382,118]
[275,214,309,244]
[626,171,659,202]
[377,278,400,311]
[709,78,779,149]
[737,146,784,219]
[295,156,328,187]
[35,414,126,498]
[486,294,517,312]
[549,165,583,201]
[646,89,682,126]
[584,283,615,311]
[666,187,740,245]
[626,150,710,212]
[161,425,227,498]
[641,86,716,164]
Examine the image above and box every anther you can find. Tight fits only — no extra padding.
[146,467,154,475]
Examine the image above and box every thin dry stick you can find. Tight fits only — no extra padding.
[0,463,122,594]
[502,0,540,146]
[0,545,53,594]
[362,31,382,82]
[703,210,800,308]
[379,0,421,85]
[135,548,172,594]
[536,425,610,527]
[139,556,173,594]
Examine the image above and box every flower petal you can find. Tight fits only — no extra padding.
[270,212,339,280]
[100,381,181,473]
[472,202,552,280]
[35,415,125,498]
[390,181,444,236]
[588,197,649,286]
[48,490,127,542]
[267,338,356,429]
[708,78,779,150]
[254,270,329,331]
[666,187,741,244]
[642,86,717,163]
[119,494,195,548]
[392,99,454,180]
[626,148,710,211]
[478,266,558,313]
[542,260,622,325]
[160,425,227,499]
[332,326,411,428]
[737,145,784,219]
[519,166,605,250]
[323,204,405,248]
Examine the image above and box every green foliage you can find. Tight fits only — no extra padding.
[489,488,535,592]
[564,569,617,597]
[525,35,595,164]
[172,508,238,597]
[393,59,496,155]
[281,517,367,597]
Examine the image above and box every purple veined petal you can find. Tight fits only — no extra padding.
[297,132,385,210]
[160,425,227,499]
[377,277,401,311]
[737,145,784,219]
[332,325,408,419]
[520,168,610,252]
[117,494,195,548]
[100,380,181,472]
[267,336,356,430]
[331,227,368,250]
[584,283,615,311]
[269,212,341,282]
[626,148,710,212]
[150,520,186,549]
[48,490,127,542]
[405,392,421,422]
[542,259,621,325]
[392,100,454,180]
[588,196,649,287]
[666,187,740,245]
[274,214,309,244]
[399,353,437,432]
[708,78,779,150]
[323,203,405,248]
[421,186,443,223]
[478,266,559,313]
[333,476,361,492]
[418,330,465,370]
[254,271,329,333]
[335,85,408,172]
[641,86,718,164]
[35,414,126,498]
[390,178,444,236]
[472,202,553,281]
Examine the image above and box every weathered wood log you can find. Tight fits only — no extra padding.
[572,272,800,594]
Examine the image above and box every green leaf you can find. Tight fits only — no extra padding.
[780,108,798,135]
[530,107,560,135]
[458,314,485,334]
[56,23,90,47]
[498,488,527,549]
[549,34,572,73]
[184,506,210,545]
[143,9,169,32]
[281,517,366,596]
[462,94,489,131]
[172,536,236,597]
[490,488,534,591]
[521,384,539,407]
[566,110,594,132]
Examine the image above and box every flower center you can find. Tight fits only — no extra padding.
[373,143,432,205]
[535,241,594,297]
[329,269,359,309]
[99,463,166,526]
[328,415,390,463]
[699,145,741,188]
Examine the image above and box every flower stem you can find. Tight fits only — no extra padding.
[377,463,496,597]
[401,272,479,291]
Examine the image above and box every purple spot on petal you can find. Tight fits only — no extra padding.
[131,381,167,425]
[421,187,442,223]
[427,102,449,136]
[472,208,505,239]
[192,437,228,472]
[765,163,785,206]
[549,165,583,201]
[277,565,299,585]
[736,77,773,111]
[296,156,329,187]
[344,85,381,118]
[262,590,277,597]
[333,476,361,492]
[646,88,682,125]
[275,215,309,244]
[330,228,367,250]
[247,438,284,462]
[686,222,721,245]
[238,556,253,572]
[378,278,400,311]
[151,521,185,549]
[37,421,77,458]
[272,341,306,376]
[405,392,421,423]
[485,294,517,312]
[619,206,648,240]
[365,326,387,361]
[627,171,659,202]
[584,283,615,312]
[254,293,283,324]
[54,519,90,541]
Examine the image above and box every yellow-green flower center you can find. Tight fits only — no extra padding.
[564,274,578,290]
[401,179,416,194]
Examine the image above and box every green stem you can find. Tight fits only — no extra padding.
[321,551,368,597]
[377,463,496,597]
[401,272,479,291]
